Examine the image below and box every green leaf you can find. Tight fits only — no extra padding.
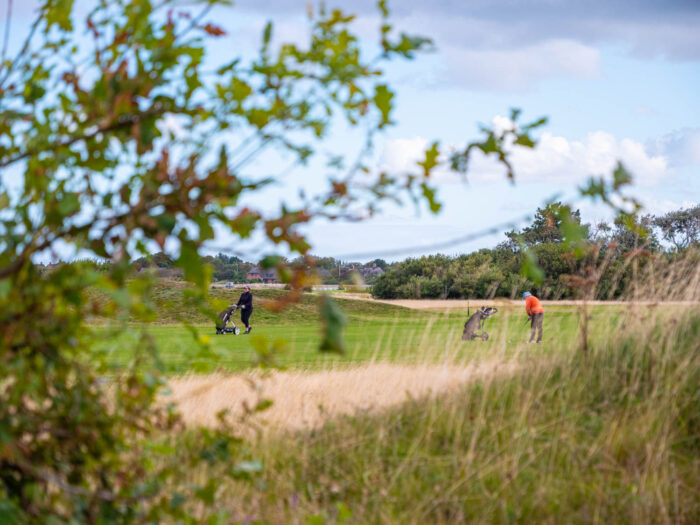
[373,84,394,128]
[613,161,633,189]
[254,399,273,412]
[514,133,535,148]
[155,213,177,233]
[522,116,548,131]
[262,22,273,47]
[247,108,270,128]
[0,279,11,299]
[378,0,389,17]
[319,294,347,354]
[195,215,215,241]
[0,499,23,525]
[418,141,440,176]
[230,78,252,103]
[520,248,545,285]
[260,255,283,269]
[177,241,208,287]
[421,183,442,213]
[45,0,74,31]
[478,134,499,154]
[58,193,80,216]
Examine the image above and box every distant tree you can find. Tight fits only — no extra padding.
[506,202,588,247]
[610,214,660,253]
[369,258,388,270]
[153,252,174,268]
[653,205,700,251]
[589,221,614,245]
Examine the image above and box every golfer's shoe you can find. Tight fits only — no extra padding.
[245,327,252,334]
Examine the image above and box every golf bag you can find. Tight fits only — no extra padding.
[216,305,241,335]
[462,307,498,341]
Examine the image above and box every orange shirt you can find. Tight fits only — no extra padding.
[526,295,544,315]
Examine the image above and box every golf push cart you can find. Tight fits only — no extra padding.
[216,305,241,335]
[462,306,498,341]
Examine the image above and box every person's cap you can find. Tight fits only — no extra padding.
[244,285,250,290]
[522,291,531,298]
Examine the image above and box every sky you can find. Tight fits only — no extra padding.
[4,0,700,262]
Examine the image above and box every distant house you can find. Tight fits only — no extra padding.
[318,269,332,278]
[359,265,385,278]
[246,266,278,283]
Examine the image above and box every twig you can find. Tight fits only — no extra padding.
[0,105,171,168]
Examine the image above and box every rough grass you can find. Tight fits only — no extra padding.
[88,277,700,522]
[86,280,409,325]
[167,305,700,524]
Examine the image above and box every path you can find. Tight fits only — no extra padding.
[337,294,698,310]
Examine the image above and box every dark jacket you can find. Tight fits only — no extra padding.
[237,291,253,309]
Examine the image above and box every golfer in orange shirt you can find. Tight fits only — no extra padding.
[523,291,544,343]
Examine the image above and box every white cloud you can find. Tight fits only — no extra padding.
[381,121,671,187]
[474,129,669,185]
[648,128,700,166]
[245,1,700,93]
[639,197,698,215]
[443,39,601,91]
[380,137,430,173]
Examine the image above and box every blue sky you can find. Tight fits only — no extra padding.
[217,0,700,260]
[4,0,700,262]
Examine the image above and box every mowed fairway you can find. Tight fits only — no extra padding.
[91,296,636,374]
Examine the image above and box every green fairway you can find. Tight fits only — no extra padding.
[91,301,630,374]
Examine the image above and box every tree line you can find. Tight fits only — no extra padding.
[129,253,389,284]
[371,203,700,300]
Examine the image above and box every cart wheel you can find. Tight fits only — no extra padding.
[233,327,240,335]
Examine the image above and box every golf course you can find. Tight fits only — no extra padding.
[3,0,699,521]
[92,285,630,374]
[79,283,700,522]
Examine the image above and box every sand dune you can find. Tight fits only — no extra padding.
[167,360,517,431]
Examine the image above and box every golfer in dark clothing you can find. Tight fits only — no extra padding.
[237,285,253,334]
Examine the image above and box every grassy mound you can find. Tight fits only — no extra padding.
[86,279,410,325]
